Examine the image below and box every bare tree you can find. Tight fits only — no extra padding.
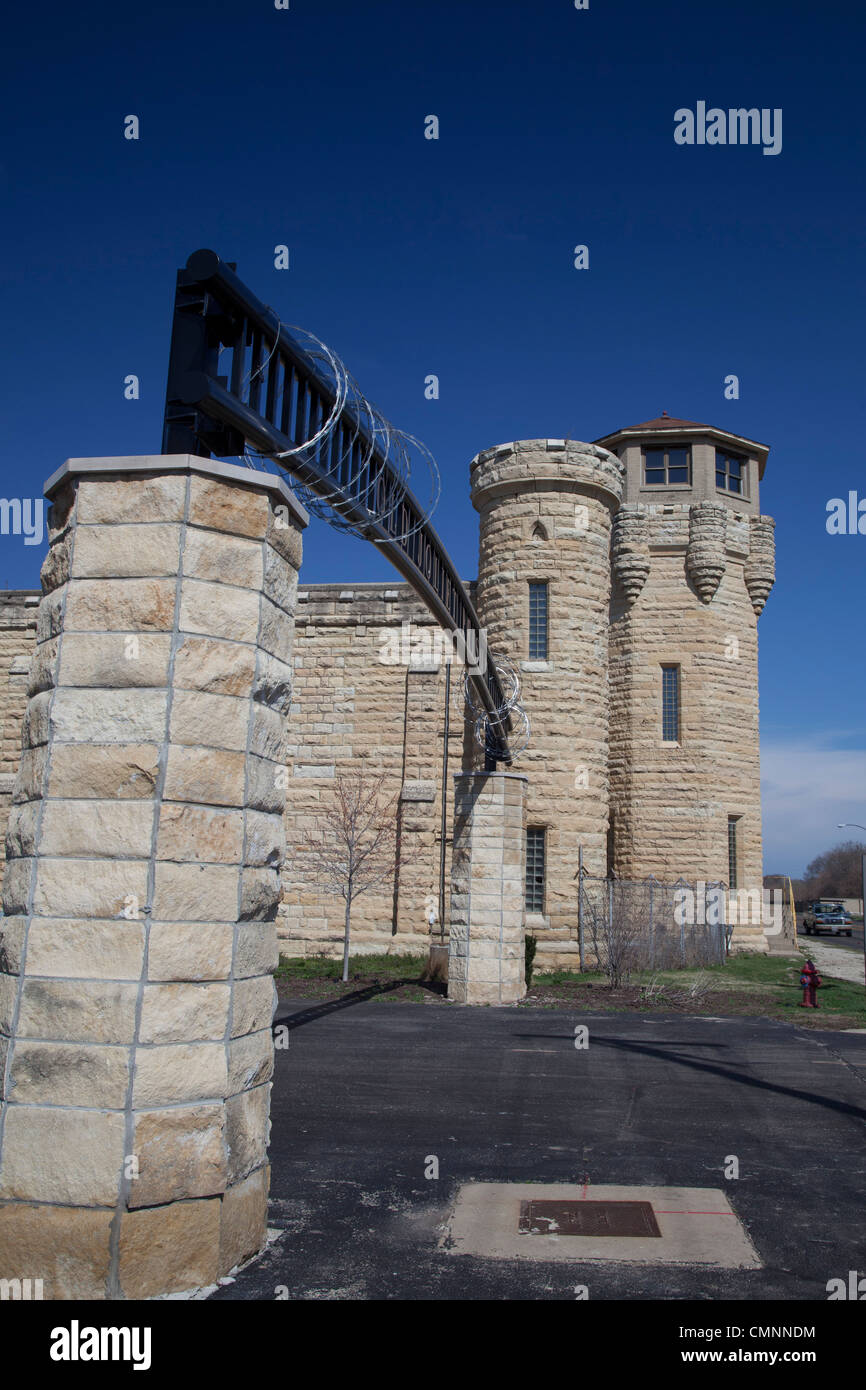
[583,878,646,988]
[298,772,400,982]
[803,840,866,900]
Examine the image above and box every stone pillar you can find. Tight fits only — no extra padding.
[0,454,307,1299]
[0,594,40,898]
[448,772,527,1005]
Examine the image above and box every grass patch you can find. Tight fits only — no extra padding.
[273,949,866,1026]
[534,954,802,992]
[276,952,426,982]
[529,951,866,1027]
[274,952,447,1005]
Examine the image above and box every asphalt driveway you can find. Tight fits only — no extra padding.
[211,997,866,1301]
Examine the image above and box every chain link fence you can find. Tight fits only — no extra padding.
[577,873,731,982]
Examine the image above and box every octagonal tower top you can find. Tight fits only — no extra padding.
[594,414,770,514]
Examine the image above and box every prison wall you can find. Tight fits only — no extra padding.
[0,581,465,966]
[0,488,777,964]
[279,582,464,960]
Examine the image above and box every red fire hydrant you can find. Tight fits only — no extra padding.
[799,959,822,1009]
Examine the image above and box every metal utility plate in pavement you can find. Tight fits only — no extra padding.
[442,1184,762,1267]
[519,1199,662,1238]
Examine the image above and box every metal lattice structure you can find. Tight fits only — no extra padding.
[161,249,519,762]
[576,872,732,971]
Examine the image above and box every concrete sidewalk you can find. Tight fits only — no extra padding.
[211,999,866,1301]
[804,939,866,986]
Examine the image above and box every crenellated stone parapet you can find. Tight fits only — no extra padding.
[745,515,776,615]
[470,438,624,510]
[686,502,728,603]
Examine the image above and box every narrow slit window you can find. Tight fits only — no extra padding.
[728,816,740,889]
[661,665,680,741]
[526,827,546,913]
[529,582,548,660]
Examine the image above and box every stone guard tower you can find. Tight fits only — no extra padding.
[470,439,624,959]
[600,416,774,950]
[469,419,775,964]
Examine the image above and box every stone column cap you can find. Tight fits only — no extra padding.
[43,454,309,528]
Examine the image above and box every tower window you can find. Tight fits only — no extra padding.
[526,827,546,913]
[528,582,548,659]
[728,816,740,889]
[661,665,680,741]
[716,451,746,495]
[644,446,691,486]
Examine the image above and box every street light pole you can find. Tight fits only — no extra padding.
[837,824,866,990]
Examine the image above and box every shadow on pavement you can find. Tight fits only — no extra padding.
[274,978,442,1032]
[515,1028,866,1124]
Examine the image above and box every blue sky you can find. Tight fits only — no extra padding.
[2,0,864,875]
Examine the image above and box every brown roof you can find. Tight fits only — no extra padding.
[615,415,709,432]
[594,414,770,457]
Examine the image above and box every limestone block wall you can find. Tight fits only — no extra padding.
[470,440,624,965]
[449,772,527,1004]
[609,502,774,946]
[280,584,465,959]
[0,577,487,968]
[0,594,40,891]
[396,664,447,946]
[0,456,305,1299]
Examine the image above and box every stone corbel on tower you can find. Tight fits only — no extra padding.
[611,505,650,603]
[686,501,727,603]
[745,515,776,615]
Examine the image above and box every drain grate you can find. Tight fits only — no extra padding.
[518,1199,662,1238]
